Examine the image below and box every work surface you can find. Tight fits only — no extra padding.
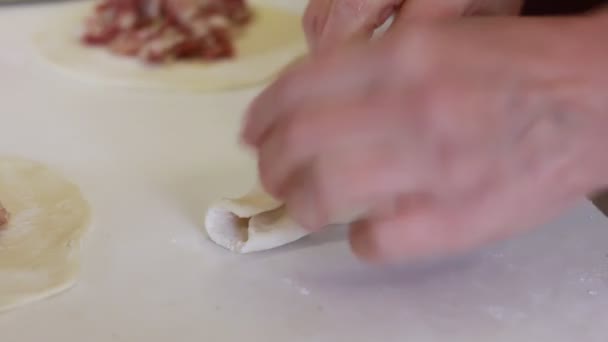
[1,2,608,342]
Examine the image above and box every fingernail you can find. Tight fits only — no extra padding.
[349,222,385,264]
[377,5,396,26]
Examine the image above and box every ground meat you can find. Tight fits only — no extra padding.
[82,0,252,63]
[0,202,8,228]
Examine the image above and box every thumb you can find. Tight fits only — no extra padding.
[306,0,403,53]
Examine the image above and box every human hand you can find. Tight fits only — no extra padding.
[303,0,524,52]
[241,15,607,263]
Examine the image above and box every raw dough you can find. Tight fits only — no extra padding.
[205,185,310,253]
[34,0,307,92]
[0,157,90,313]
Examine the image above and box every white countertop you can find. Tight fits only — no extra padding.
[0,2,607,341]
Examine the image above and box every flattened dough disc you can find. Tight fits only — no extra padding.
[0,157,90,313]
[205,185,310,253]
[34,0,307,92]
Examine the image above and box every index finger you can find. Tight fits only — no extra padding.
[241,41,387,147]
[303,0,334,49]
[309,0,403,52]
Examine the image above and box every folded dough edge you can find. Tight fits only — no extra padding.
[204,186,310,253]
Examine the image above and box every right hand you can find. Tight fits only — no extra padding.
[244,12,608,262]
[303,0,524,52]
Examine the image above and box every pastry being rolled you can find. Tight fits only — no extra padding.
[204,185,310,253]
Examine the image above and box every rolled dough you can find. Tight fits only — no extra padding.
[34,0,307,92]
[205,185,310,253]
[0,157,90,313]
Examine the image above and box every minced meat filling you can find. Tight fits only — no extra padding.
[82,0,252,63]
[0,202,8,228]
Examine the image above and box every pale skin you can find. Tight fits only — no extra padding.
[241,0,608,263]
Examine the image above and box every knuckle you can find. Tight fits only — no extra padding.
[377,27,441,91]
[391,23,439,74]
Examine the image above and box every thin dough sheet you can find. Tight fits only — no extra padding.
[0,157,90,313]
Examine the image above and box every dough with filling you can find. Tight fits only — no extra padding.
[0,157,90,312]
[205,185,310,253]
[34,0,307,92]
[0,201,8,227]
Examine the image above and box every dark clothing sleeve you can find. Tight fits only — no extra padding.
[522,0,606,15]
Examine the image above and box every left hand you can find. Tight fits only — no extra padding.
[303,0,524,52]
[241,15,607,263]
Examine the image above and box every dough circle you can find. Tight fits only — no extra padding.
[205,185,310,253]
[0,157,90,313]
[34,0,307,92]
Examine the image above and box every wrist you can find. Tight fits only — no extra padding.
[551,14,608,192]
[502,14,608,193]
